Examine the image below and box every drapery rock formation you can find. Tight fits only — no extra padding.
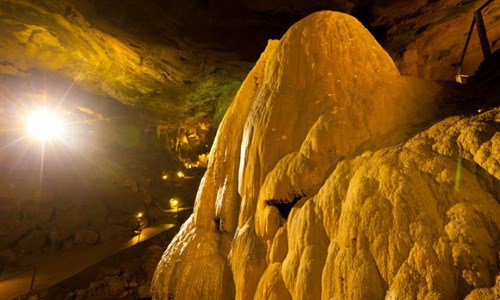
[152,11,500,299]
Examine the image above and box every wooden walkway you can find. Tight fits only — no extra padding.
[0,224,176,300]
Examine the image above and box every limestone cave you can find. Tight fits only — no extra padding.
[0,0,499,299]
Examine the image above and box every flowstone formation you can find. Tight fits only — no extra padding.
[152,11,500,299]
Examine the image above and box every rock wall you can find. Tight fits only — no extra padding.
[373,0,500,80]
[0,0,250,126]
[152,11,500,299]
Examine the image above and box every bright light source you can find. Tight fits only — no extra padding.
[25,110,64,141]
[170,198,179,209]
[137,212,143,218]
[162,174,168,180]
[177,171,184,178]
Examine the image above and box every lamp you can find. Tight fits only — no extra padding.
[169,198,179,209]
[25,109,65,141]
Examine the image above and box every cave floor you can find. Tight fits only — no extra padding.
[0,223,175,300]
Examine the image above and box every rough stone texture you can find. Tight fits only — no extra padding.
[25,240,174,300]
[142,245,165,281]
[152,11,500,299]
[73,229,100,245]
[368,0,500,80]
[106,278,126,295]
[231,0,500,80]
[2,0,498,126]
[0,0,250,123]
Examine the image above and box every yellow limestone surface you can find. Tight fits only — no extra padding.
[0,0,249,118]
[152,11,500,299]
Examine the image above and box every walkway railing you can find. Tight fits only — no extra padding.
[456,0,494,83]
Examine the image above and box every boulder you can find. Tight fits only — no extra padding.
[73,229,99,245]
[138,283,152,299]
[106,278,126,295]
[16,230,48,255]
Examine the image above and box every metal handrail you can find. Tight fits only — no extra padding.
[456,0,493,83]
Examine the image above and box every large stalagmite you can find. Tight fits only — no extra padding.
[152,11,500,299]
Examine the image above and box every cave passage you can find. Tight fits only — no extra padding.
[265,191,306,219]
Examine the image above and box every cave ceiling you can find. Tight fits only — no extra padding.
[1,0,499,133]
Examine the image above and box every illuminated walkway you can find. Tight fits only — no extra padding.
[0,224,176,300]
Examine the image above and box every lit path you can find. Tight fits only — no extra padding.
[161,207,192,214]
[0,223,176,300]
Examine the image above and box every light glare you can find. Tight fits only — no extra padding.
[26,110,64,141]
